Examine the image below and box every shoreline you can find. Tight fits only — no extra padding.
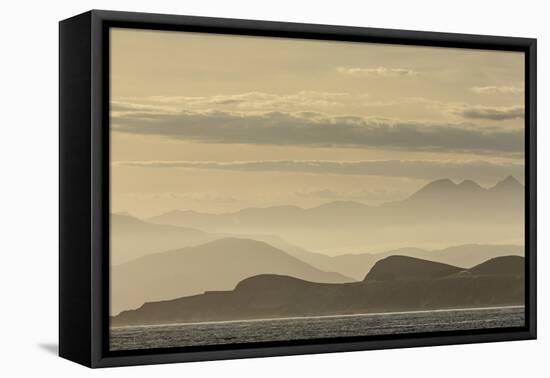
[112,305,525,330]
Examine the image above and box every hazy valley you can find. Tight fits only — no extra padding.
[110,177,524,316]
[145,177,524,253]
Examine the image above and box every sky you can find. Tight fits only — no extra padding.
[110,27,525,218]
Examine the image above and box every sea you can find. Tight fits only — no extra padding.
[110,306,524,351]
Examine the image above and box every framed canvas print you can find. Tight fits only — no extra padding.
[59,10,537,368]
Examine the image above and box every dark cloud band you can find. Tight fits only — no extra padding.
[455,105,524,121]
[112,109,524,155]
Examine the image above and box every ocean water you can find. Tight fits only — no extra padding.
[110,306,524,351]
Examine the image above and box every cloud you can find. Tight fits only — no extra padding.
[455,105,524,121]
[112,109,524,155]
[113,91,355,114]
[337,66,418,76]
[471,86,524,94]
[114,159,524,183]
[111,101,175,114]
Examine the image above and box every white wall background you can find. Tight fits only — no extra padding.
[0,0,546,376]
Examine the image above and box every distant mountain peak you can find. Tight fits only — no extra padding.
[406,176,523,204]
[407,178,457,201]
[491,176,523,191]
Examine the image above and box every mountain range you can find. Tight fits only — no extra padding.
[148,176,524,230]
[111,237,351,315]
[110,233,523,314]
[112,255,525,326]
[110,217,523,315]
[112,212,523,279]
[110,177,525,315]
[144,177,524,252]
[284,243,524,280]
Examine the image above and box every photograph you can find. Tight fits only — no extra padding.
[108,27,526,351]
[1,0,546,375]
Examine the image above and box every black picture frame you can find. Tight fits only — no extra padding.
[59,9,537,368]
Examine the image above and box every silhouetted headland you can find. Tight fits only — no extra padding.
[112,255,524,326]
